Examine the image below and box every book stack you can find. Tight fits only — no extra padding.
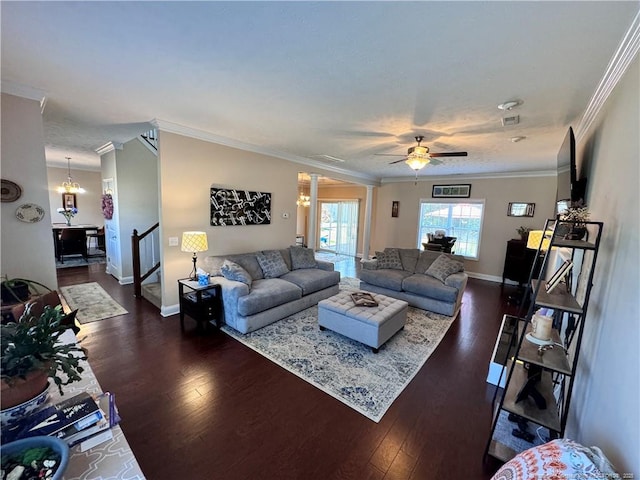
[5,392,121,452]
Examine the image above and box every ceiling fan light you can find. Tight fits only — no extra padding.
[405,157,429,171]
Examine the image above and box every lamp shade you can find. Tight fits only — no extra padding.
[405,157,429,171]
[527,230,553,251]
[181,231,208,253]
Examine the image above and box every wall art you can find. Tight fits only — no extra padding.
[432,184,471,198]
[210,187,271,226]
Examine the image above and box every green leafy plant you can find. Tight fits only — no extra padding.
[1,303,86,395]
[1,276,52,304]
[516,226,531,238]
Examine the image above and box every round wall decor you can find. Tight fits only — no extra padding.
[1,179,23,203]
[15,203,46,223]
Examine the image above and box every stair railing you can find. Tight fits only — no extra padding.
[140,128,158,150]
[132,222,160,298]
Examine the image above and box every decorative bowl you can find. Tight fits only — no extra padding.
[0,382,50,428]
[1,436,70,480]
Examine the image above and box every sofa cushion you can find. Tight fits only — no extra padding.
[359,268,412,291]
[280,268,340,295]
[226,253,264,280]
[221,260,253,287]
[402,274,459,303]
[425,254,464,282]
[415,250,442,274]
[290,246,317,270]
[236,278,302,316]
[375,249,403,270]
[278,248,293,271]
[256,250,289,278]
[395,248,420,273]
[202,256,225,277]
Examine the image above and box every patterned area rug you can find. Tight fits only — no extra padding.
[56,254,106,269]
[59,282,128,324]
[221,277,455,422]
[314,251,353,264]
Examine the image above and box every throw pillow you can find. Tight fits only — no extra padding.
[424,254,464,282]
[289,246,317,270]
[256,250,289,278]
[375,248,403,270]
[202,256,225,277]
[221,260,253,287]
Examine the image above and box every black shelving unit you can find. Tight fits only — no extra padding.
[484,219,604,463]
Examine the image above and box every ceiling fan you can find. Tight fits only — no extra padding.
[378,136,467,171]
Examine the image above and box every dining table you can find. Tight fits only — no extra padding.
[52,224,99,261]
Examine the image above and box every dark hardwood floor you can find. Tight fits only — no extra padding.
[57,260,520,479]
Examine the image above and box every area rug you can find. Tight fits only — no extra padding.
[56,255,106,269]
[59,282,128,324]
[314,251,353,264]
[221,277,455,422]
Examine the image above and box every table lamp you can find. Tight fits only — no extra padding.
[526,230,554,252]
[181,231,208,281]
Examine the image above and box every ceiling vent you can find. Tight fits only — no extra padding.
[501,115,520,127]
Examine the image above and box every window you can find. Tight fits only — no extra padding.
[418,200,485,260]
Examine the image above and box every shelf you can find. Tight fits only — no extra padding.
[517,325,572,375]
[531,279,583,314]
[502,362,561,432]
[550,238,596,250]
[488,439,517,463]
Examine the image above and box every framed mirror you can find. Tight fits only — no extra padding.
[508,202,535,217]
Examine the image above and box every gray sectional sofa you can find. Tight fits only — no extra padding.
[202,246,340,334]
[359,248,468,316]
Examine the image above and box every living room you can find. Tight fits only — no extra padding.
[1,2,638,478]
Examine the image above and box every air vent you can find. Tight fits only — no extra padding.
[502,115,520,127]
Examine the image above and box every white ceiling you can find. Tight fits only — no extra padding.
[1,2,637,183]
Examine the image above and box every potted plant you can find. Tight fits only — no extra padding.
[560,202,590,240]
[1,276,52,305]
[516,226,531,242]
[1,303,86,411]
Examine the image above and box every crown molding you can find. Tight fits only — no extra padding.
[380,169,557,184]
[151,118,379,185]
[95,142,123,156]
[575,10,640,142]
[1,81,47,113]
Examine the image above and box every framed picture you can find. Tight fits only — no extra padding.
[508,202,535,217]
[432,184,471,198]
[210,187,271,226]
[545,260,573,293]
[62,193,77,209]
[391,201,399,217]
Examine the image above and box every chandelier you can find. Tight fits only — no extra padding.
[57,157,85,194]
[296,192,310,207]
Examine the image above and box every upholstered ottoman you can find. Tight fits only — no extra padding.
[317,291,408,353]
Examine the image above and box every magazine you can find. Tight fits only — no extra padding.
[351,292,378,307]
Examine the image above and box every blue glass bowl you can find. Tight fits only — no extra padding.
[1,436,70,480]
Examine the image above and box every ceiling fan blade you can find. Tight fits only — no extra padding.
[429,151,468,157]
[428,158,444,166]
[388,158,409,165]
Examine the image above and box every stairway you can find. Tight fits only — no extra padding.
[141,282,161,310]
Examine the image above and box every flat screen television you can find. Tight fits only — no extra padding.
[556,126,586,215]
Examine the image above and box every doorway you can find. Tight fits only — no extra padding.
[318,200,359,256]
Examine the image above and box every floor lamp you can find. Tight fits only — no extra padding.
[181,231,208,281]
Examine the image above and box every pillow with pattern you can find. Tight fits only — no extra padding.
[289,246,317,270]
[221,259,253,287]
[375,249,403,270]
[257,250,290,278]
[424,254,464,282]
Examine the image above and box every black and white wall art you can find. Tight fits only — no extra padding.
[210,187,271,226]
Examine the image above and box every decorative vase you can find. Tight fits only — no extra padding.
[0,368,50,410]
[564,226,587,240]
[65,218,71,226]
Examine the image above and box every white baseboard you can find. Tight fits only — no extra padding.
[161,304,179,317]
[118,276,133,285]
[465,271,519,286]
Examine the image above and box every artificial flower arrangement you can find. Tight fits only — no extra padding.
[56,207,77,226]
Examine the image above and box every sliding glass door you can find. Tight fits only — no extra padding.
[318,200,359,256]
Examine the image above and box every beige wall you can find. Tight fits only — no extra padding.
[46,167,103,226]
[371,176,557,279]
[568,57,638,473]
[0,93,58,289]
[157,131,303,308]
